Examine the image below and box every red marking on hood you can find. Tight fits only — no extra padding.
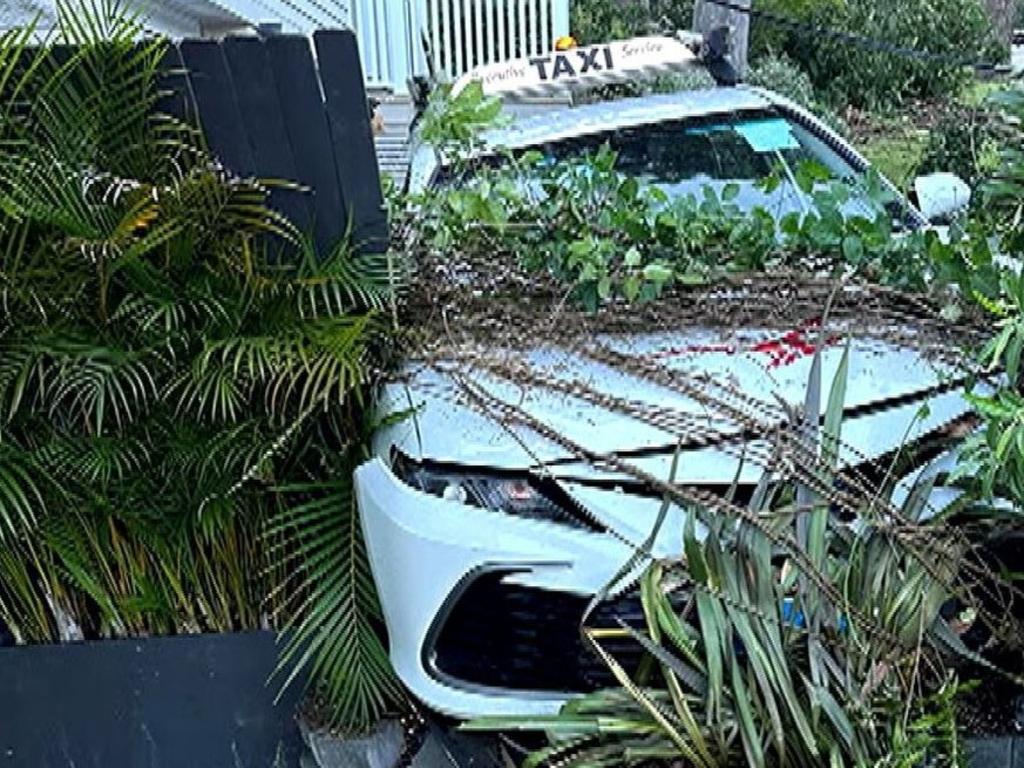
[654,322,839,369]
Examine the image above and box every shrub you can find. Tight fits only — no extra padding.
[749,0,843,59]
[570,0,651,43]
[918,105,1003,188]
[570,0,694,42]
[768,0,999,109]
[0,2,402,730]
[747,52,817,108]
[747,53,849,134]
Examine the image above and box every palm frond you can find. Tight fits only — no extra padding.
[0,443,43,542]
[266,474,404,731]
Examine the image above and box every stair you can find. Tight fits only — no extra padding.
[375,132,411,190]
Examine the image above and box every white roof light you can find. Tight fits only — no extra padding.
[450,33,707,100]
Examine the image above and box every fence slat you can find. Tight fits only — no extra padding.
[451,0,464,76]
[527,0,538,56]
[314,30,389,253]
[264,35,348,254]
[222,36,313,238]
[483,0,495,63]
[496,0,507,60]
[178,40,256,178]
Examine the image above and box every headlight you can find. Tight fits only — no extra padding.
[391,452,603,532]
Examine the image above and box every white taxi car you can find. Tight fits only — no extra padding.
[356,33,980,719]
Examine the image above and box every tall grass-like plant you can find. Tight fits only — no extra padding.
[467,345,990,766]
[0,1,402,730]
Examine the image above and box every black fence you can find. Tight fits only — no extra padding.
[158,29,388,256]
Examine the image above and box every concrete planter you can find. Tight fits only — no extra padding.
[0,630,304,768]
[967,736,1024,767]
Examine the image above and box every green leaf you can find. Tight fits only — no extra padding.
[623,275,641,302]
[642,263,673,284]
[841,235,864,265]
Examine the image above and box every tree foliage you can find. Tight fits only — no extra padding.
[763,0,1001,109]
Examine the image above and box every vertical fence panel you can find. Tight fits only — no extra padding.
[178,40,256,178]
[440,0,452,77]
[222,37,313,238]
[496,0,507,60]
[346,0,570,88]
[373,0,389,85]
[483,0,494,63]
[428,0,441,76]
[170,32,385,256]
[384,0,406,88]
[265,35,348,253]
[451,0,464,76]
[517,0,527,57]
[314,30,389,253]
[527,0,538,56]
[408,0,428,75]
[539,0,549,51]
[346,0,573,89]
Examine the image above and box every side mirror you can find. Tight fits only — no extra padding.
[913,172,971,223]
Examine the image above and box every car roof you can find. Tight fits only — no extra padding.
[479,85,775,151]
[407,85,782,191]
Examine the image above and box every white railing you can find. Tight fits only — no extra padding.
[347,0,570,92]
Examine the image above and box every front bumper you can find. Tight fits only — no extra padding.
[357,438,972,719]
[354,457,688,718]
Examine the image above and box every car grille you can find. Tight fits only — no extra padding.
[428,570,675,693]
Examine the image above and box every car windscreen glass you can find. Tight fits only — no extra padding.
[438,110,888,223]
[524,112,870,218]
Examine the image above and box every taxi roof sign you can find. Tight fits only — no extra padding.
[449,31,731,100]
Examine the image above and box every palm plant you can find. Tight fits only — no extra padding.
[0,0,402,730]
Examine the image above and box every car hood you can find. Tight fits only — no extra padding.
[374,325,974,484]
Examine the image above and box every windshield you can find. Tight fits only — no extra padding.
[443,110,881,221]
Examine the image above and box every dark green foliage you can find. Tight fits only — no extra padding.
[570,0,650,42]
[919,105,1004,189]
[757,0,1000,109]
[942,89,1024,509]
[746,52,847,134]
[569,0,695,42]
[748,0,843,59]
[0,1,402,731]
[748,52,817,108]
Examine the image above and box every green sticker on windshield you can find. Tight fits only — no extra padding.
[735,118,799,153]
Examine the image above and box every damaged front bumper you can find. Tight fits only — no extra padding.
[356,442,970,719]
[354,456,696,718]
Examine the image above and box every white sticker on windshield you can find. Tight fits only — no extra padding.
[735,118,800,153]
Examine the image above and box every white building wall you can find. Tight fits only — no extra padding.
[1,0,57,33]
